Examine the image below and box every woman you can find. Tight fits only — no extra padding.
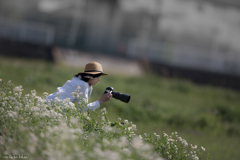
[45,61,112,111]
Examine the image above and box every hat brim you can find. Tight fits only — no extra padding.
[78,71,108,75]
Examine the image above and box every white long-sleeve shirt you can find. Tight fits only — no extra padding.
[45,76,100,111]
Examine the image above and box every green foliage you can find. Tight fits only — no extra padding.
[1,56,240,159]
[0,79,209,160]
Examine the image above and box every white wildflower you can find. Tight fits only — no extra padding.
[122,148,131,156]
[100,107,107,115]
[168,155,172,159]
[103,138,110,146]
[18,92,22,98]
[7,80,11,85]
[31,90,36,96]
[193,155,199,160]
[30,107,40,112]
[14,106,19,111]
[102,125,113,132]
[168,139,174,142]
[178,137,182,141]
[154,132,160,138]
[0,108,4,113]
[13,86,23,92]
[183,140,188,147]
[118,136,128,148]
[131,136,143,149]
[86,116,91,121]
[101,116,106,122]
[163,132,168,137]
[69,102,75,109]
[40,133,45,138]
[70,118,78,124]
[28,145,35,154]
[192,145,197,149]
[128,127,132,131]
[132,124,136,130]
[29,133,38,145]
[43,92,49,97]
[71,92,76,98]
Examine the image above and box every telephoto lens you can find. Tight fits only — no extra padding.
[104,87,131,103]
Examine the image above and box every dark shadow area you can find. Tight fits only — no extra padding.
[0,38,54,61]
[151,62,240,90]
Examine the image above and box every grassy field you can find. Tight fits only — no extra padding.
[1,56,240,159]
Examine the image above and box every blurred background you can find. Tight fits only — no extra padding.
[1,0,240,159]
[1,0,240,88]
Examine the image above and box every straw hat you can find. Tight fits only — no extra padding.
[77,61,108,75]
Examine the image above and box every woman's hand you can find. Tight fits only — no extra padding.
[98,91,112,105]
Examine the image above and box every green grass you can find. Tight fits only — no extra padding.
[0,78,208,160]
[1,56,240,159]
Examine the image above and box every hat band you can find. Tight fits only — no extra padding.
[84,70,102,73]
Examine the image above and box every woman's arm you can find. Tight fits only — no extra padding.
[98,91,112,105]
[81,91,112,112]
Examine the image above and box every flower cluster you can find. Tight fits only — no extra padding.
[0,79,209,160]
[143,131,208,160]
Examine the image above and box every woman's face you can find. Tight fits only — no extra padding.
[88,76,101,86]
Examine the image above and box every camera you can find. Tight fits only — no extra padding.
[104,86,131,103]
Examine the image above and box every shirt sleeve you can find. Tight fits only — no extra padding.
[80,86,100,112]
[86,100,100,111]
[85,87,101,111]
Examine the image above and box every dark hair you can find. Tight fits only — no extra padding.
[74,73,102,82]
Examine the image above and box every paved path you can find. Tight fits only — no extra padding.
[52,47,144,76]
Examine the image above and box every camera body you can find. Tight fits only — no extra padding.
[104,86,131,103]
